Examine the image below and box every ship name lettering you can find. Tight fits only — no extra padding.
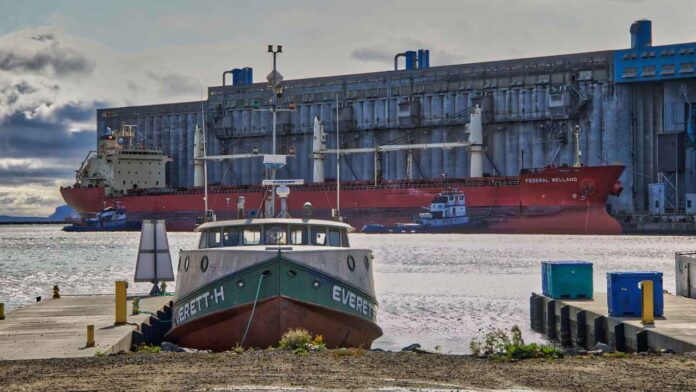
[214,286,225,303]
[526,177,577,184]
[332,285,374,319]
[175,286,224,325]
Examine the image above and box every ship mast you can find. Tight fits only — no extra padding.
[336,93,341,220]
[202,102,209,214]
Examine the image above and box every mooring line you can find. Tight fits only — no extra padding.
[240,272,267,347]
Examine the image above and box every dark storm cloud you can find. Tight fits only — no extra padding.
[0,35,95,77]
[0,102,99,161]
[0,162,74,186]
[0,191,55,209]
[146,70,200,95]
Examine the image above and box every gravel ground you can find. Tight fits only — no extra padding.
[0,351,694,391]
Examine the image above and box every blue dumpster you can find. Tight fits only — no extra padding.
[607,271,663,317]
[542,261,593,299]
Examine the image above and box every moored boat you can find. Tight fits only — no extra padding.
[362,190,481,233]
[166,215,382,350]
[62,205,141,232]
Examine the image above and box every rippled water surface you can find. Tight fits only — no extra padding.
[0,225,692,353]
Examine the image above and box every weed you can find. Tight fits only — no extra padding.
[94,351,105,358]
[135,344,161,354]
[278,329,326,354]
[232,344,245,354]
[470,325,563,361]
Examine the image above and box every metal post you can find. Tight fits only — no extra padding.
[115,281,127,325]
[641,280,655,324]
[676,139,679,213]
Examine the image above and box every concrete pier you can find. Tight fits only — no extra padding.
[530,292,696,353]
[0,295,172,361]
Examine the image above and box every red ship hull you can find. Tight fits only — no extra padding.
[60,165,625,234]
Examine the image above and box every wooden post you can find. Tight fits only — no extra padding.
[86,325,95,348]
[115,281,127,325]
[641,280,654,324]
[0,303,4,320]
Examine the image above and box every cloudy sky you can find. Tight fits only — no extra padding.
[0,0,693,216]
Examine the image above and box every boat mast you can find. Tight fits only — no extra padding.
[336,93,341,219]
[202,101,209,214]
[268,45,282,217]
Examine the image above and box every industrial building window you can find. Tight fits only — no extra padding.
[622,67,638,78]
[641,65,656,76]
[661,64,676,75]
[680,63,695,73]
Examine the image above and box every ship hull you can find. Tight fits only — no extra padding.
[167,256,382,350]
[61,165,625,234]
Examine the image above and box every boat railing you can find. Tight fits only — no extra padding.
[124,177,521,197]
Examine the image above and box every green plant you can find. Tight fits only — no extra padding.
[232,344,245,354]
[135,344,161,354]
[94,350,105,358]
[470,325,563,361]
[278,329,326,354]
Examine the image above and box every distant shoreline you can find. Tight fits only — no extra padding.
[0,221,64,225]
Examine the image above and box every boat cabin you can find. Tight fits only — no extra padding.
[195,218,352,249]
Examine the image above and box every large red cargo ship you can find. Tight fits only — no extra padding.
[61,164,625,234]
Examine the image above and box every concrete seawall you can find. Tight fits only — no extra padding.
[530,292,696,353]
[0,295,172,361]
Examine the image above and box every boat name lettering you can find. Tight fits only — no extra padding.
[526,177,577,184]
[332,285,375,319]
[174,286,225,325]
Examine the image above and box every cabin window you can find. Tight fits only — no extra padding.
[243,226,262,245]
[342,230,350,247]
[198,231,208,248]
[265,225,287,245]
[223,227,241,246]
[328,228,341,247]
[311,226,327,246]
[208,230,221,248]
[289,226,307,245]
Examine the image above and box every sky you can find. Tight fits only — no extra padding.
[0,0,694,216]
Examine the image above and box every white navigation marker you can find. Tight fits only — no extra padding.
[134,219,175,295]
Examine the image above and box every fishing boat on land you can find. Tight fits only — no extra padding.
[166,46,382,350]
[167,209,382,350]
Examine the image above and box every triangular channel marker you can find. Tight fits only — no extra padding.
[134,219,175,295]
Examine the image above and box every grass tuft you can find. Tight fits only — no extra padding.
[278,329,326,354]
[470,325,563,361]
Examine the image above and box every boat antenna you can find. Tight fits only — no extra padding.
[202,98,209,215]
[336,93,341,220]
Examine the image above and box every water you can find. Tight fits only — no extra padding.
[0,225,692,354]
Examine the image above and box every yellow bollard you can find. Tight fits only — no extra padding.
[0,302,4,320]
[132,298,140,315]
[641,280,654,325]
[52,285,60,299]
[115,281,127,325]
[86,325,95,347]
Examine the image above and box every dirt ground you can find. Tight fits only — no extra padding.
[0,350,694,391]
